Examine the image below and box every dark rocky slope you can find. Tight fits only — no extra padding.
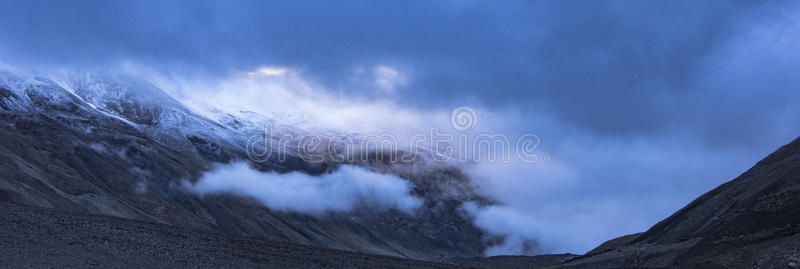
[552,136,800,268]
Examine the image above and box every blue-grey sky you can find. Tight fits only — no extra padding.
[1,0,799,254]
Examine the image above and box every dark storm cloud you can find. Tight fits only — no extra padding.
[1,0,797,147]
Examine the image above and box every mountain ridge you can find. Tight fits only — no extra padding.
[0,68,490,260]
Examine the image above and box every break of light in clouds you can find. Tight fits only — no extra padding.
[247,66,293,77]
[2,0,800,254]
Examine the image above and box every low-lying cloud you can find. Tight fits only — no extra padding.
[464,199,650,256]
[186,162,422,214]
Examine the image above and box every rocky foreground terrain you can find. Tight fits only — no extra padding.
[0,201,461,268]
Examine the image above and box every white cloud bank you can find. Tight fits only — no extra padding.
[186,162,422,214]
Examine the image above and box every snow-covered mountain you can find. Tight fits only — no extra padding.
[0,68,488,259]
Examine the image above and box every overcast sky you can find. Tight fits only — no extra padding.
[2,0,799,254]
